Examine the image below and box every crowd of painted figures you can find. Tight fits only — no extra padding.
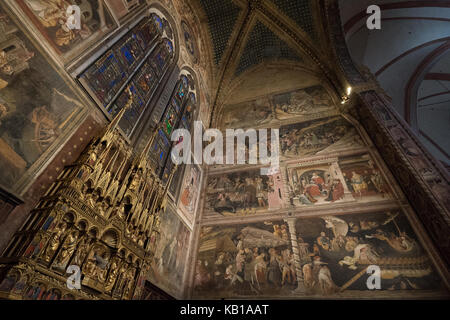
[280,117,362,157]
[290,165,389,206]
[293,171,345,205]
[342,168,388,197]
[206,173,273,215]
[194,224,297,296]
[273,86,335,117]
[21,0,116,52]
[222,85,337,128]
[299,214,439,293]
[193,212,441,298]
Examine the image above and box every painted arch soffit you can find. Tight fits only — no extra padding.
[214,65,341,128]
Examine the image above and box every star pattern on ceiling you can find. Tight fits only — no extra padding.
[268,0,317,40]
[190,0,330,125]
[199,0,241,65]
[197,0,318,72]
[235,20,303,76]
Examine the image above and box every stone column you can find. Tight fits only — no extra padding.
[0,187,23,225]
[284,217,305,293]
[324,0,450,270]
[358,91,450,267]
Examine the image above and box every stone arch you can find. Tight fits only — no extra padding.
[101,229,121,248]
[180,66,200,122]
[118,248,127,259]
[212,62,340,128]
[126,254,134,264]
[88,227,99,239]
[148,4,180,63]
[76,219,89,232]
[62,211,76,225]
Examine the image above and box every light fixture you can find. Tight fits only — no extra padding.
[341,86,352,104]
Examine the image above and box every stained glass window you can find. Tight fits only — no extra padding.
[151,74,197,181]
[78,13,175,137]
[80,50,126,108]
[153,14,163,32]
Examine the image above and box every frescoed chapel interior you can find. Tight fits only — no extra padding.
[0,0,448,300]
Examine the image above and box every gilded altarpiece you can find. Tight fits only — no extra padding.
[0,98,179,300]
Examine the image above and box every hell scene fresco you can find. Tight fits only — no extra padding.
[286,154,391,207]
[192,211,444,299]
[17,0,117,57]
[0,8,83,188]
[204,169,282,217]
[280,116,364,158]
[148,205,191,298]
[178,164,202,226]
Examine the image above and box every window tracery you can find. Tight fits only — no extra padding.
[78,12,176,136]
[150,73,197,182]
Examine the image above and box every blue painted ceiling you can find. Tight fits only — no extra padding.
[268,0,317,40]
[235,20,303,76]
[199,0,241,65]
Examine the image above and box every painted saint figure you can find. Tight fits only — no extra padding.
[351,171,368,197]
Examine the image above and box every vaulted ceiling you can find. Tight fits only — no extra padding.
[198,0,319,68]
[198,0,242,65]
[340,0,450,167]
[187,0,342,126]
[183,0,449,169]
